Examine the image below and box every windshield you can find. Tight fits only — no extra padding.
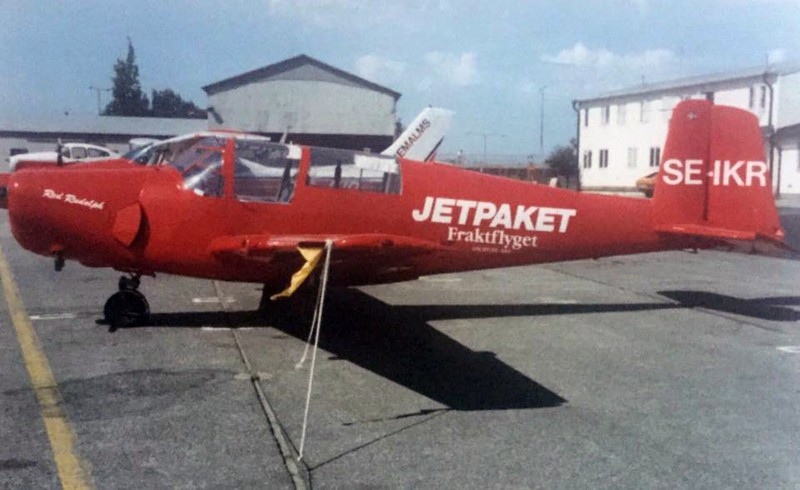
[168,136,227,197]
[124,136,209,166]
[122,144,155,165]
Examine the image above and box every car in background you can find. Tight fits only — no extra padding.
[9,143,118,171]
[636,171,658,198]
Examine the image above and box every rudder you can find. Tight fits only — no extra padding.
[652,100,785,245]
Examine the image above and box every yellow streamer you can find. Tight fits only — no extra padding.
[270,246,324,300]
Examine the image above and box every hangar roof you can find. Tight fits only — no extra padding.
[576,61,800,105]
[202,54,401,100]
[0,114,207,137]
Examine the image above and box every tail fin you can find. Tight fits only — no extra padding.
[652,100,786,247]
[382,107,454,162]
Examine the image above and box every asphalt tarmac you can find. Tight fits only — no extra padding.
[1,212,799,489]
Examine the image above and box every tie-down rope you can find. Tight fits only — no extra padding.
[297,239,333,461]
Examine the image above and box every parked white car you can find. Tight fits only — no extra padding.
[9,143,119,171]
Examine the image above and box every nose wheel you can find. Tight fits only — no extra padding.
[104,275,150,331]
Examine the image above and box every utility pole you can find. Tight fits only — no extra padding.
[89,86,111,115]
[467,132,506,164]
[539,86,547,158]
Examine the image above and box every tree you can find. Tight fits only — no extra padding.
[151,89,206,119]
[103,39,150,116]
[545,138,579,188]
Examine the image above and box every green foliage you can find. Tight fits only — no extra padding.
[103,39,205,119]
[103,39,149,116]
[151,89,206,119]
[545,138,579,187]
[545,138,579,178]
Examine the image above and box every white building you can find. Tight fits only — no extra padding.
[574,62,800,195]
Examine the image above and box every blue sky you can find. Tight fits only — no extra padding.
[1,0,798,160]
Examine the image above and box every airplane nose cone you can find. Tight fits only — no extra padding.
[7,168,148,265]
[7,170,70,257]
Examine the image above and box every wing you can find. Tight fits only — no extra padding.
[208,233,446,284]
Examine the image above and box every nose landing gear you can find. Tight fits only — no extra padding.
[104,274,150,331]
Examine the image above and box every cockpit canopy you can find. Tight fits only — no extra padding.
[307,147,401,194]
[162,134,401,203]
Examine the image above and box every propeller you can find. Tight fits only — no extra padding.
[56,139,64,166]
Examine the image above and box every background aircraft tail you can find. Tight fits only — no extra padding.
[382,107,454,162]
[651,100,787,248]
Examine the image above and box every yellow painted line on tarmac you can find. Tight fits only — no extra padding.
[0,245,93,489]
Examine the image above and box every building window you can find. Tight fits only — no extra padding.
[627,147,638,168]
[583,150,592,169]
[599,149,609,168]
[649,147,661,167]
[705,92,714,102]
[640,101,651,124]
[584,108,589,127]
[760,86,767,109]
[749,86,756,109]
[617,104,626,125]
[601,106,610,125]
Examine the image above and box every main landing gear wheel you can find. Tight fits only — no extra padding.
[104,276,150,331]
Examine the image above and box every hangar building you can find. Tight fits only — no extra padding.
[1,55,402,168]
[574,62,800,195]
[203,54,401,152]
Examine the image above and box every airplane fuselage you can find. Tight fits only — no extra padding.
[6,149,696,293]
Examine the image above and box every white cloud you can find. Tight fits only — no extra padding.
[423,51,478,87]
[355,55,407,84]
[266,0,450,28]
[542,42,676,71]
[355,51,478,94]
[768,48,787,64]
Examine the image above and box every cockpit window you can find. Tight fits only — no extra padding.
[307,147,401,194]
[123,144,157,165]
[234,141,300,203]
[169,136,227,197]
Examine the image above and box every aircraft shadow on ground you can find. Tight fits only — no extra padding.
[144,290,570,411]
[658,291,800,321]
[139,289,798,410]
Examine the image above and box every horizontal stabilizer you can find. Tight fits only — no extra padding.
[656,224,797,257]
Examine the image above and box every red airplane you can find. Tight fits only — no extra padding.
[0,100,788,329]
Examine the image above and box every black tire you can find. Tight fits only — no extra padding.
[104,290,150,329]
